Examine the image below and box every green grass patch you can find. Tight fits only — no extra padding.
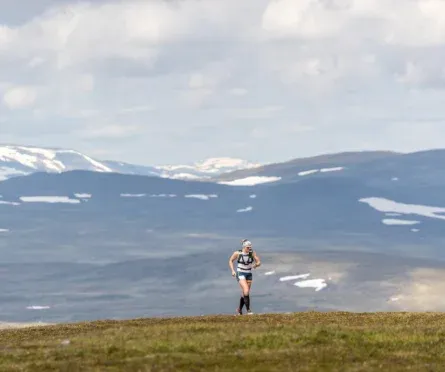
[1,312,445,371]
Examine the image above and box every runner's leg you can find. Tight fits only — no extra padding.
[238,276,250,311]
[246,277,253,312]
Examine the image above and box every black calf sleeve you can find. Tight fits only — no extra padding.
[239,296,245,310]
[243,295,250,310]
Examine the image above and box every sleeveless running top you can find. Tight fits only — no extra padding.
[237,250,254,273]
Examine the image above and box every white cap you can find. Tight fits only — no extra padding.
[242,240,252,248]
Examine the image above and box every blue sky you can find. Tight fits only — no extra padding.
[1,0,445,165]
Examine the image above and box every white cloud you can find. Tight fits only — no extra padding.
[181,62,233,108]
[2,0,445,164]
[0,1,250,71]
[188,73,207,89]
[118,105,154,114]
[28,57,45,68]
[3,86,36,109]
[79,124,142,139]
[261,0,349,38]
[261,0,445,46]
[228,105,284,119]
[180,88,214,109]
[76,74,94,92]
[229,88,248,96]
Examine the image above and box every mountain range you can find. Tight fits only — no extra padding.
[2,144,445,322]
[3,144,445,251]
[0,145,261,181]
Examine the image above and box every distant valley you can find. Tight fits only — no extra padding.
[2,146,445,323]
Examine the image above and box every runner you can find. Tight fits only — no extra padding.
[229,239,261,315]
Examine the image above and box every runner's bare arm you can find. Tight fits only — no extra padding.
[229,251,238,275]
[253,251,261,268]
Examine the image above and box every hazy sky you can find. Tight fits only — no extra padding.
[1,0,445,165]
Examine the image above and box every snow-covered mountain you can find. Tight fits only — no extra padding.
[154,157,261,180]
[0,145,112,181]
[0,145,261,181]
[102,157,261,180]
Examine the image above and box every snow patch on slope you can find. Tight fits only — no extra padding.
[237,206,253,212]
[26,305,50,310]
[150,194,176,198]
[382,219,420,226]
[275,273,328,291]
[162,173,204,180]
[298,169,318,176]
[294,279,327,291]
[185,194,218,200]
[0,200,20,206]
[299,167,344,176]
[321,167,344,172]
[74,193,91,198]
[280,274,311,281]
[220,176,281,186]
[20,196,81,204]
[359,197,445,221]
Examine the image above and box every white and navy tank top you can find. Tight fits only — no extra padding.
[237,250,254,273]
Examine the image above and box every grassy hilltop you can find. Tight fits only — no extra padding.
[1,312,445,371]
